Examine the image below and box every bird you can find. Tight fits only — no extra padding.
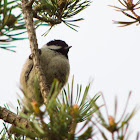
[20,39,71,113]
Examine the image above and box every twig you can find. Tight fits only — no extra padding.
[26,0,35,7]
[22,0,49,104]
[0,106,32,131]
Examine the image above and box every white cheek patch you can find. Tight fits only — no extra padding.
[47,45,62,50]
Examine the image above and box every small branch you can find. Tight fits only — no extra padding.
[26,0,35,7]
[22,0,49,104]
[0,106,32,131]
[69,119,77,140]
[112,133,115,140]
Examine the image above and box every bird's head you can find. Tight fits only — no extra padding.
[45,40,72,58]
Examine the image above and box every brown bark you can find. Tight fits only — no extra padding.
[0,106,32,130]
[22,0,49,104]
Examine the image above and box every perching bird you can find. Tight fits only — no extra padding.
[20,39,71,113]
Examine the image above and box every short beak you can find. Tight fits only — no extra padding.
[68,46,72,49]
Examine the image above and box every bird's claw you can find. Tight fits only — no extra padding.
[29,49,42,60]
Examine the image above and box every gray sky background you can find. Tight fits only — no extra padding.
[0,0,140,139]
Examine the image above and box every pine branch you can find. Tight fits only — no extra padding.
[22,0,49,104]
[0,106,32,131]
[33,10,61,25]
[110,0,140,26]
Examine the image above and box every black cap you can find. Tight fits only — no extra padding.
[47,40,68,48]
[47,40,71,59]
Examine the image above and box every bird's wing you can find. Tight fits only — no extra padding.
[24,50,42,83]
[25,60,33,83]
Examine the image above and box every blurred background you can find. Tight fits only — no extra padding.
[0,0,140,138]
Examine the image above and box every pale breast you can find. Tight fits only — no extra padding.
[40,48,70,88]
